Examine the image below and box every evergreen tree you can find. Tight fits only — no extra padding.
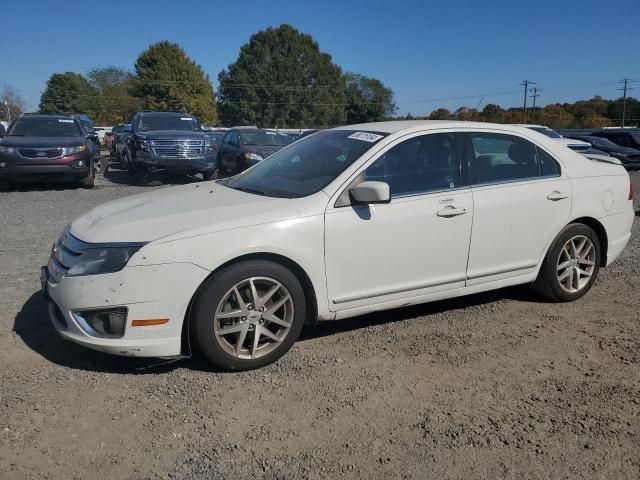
[217,24,346,128]
[133,42,217,124]
[39,72,100,116]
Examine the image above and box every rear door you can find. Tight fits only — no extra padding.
[464,131,572,285]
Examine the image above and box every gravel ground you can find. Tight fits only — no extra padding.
[1,165,639,480]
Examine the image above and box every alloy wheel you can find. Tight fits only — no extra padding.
[556,235,596,293]
[213,277,294,359]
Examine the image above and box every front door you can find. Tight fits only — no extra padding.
[324,132,473,311]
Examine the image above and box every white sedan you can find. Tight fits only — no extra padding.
[42,121,634,370]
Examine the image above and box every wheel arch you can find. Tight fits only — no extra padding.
[569,217,608,267]
[181,252,319,356]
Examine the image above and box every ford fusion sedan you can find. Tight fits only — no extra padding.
[0,113,95,188]
[42,121,634,370]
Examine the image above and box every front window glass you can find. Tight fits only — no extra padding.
[471,133,559,184]
[7,117,82,137]
[223,130,387,198]
[364,133,462,197]
[135,115,201,132]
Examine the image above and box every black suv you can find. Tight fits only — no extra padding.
[123,112,216,180]
[217,128,289,174]
[590,129,640,151]
[0,113,95,188]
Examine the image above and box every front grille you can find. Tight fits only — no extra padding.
[150,139,203,159]
[18,148,63,159]
[47,227,89,284]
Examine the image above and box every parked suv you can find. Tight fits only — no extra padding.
[217,128,289,174]
[0,113,95,188]
[124,112,216,180]
[590,129,640,152]
[566,134,640,169]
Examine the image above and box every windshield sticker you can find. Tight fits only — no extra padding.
[58,119,74,123]
[180,117,193,121]
[347,132,384,142]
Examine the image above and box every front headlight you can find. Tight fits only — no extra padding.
[204,139,214,152]
[244,152,263,162]
[66,245,144,277]
[0,145,15,154]
[139,140,149,151]
[62,145,87,156]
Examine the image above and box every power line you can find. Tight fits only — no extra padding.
[520,80,535,123]
[618,78,635,127]
[529,87,541,123]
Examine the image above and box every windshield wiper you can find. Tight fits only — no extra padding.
[232,186,269,196]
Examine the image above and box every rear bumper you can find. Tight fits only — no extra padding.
[602,204,635,266]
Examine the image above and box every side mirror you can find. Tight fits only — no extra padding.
[349,181,391,205]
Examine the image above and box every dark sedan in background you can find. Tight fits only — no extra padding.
[217,128,291,174]
[0,114,95,188]
[567,134,640,169]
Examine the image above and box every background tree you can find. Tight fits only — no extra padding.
[217,24,346,128]
[0,84,27,122]
[344,72,396,123]
[87,66,141,124]
[133,41,217,124]
[39,72,100,116]
[428,108,452,120]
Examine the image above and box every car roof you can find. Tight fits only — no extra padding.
[333,120,551,135]
[137,111,193,116]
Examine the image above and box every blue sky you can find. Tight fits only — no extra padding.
[1,0,639,117]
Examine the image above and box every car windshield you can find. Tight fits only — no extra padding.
[7,117,82,137]
[206,133,225,142]
[240,131,288,146]
[223,129,388,198]
[136,115,201,132]
[528,126,562,139]
[586,136,618,148]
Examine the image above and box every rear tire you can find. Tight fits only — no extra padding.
[533,223,601,302]
[191,260,306,371]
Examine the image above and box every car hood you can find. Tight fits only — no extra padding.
[0,136,85,148]
[136,131,205,141]
[607,145,640,155]
[70,182,297,244]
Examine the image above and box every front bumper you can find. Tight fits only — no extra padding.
[136,152,216,172]
[0,152,90,179]
[42,262,210,357]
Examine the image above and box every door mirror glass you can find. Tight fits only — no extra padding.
[349,181,390,204]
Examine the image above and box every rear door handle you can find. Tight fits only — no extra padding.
[437,206,467,218]
[547,191,569,201]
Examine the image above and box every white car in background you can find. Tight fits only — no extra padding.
[42,121,634,370]
[517,124,592,152]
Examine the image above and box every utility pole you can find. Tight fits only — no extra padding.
[3,101,9,123]
[520,80,535,123]
[618,78,634,128]
[530,87,540,123]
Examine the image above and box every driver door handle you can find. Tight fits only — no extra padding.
[437,206,467,218]
[547,191,569,201]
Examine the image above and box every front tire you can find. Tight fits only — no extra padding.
[78,162,95,189]
[533,223,601,302]
[191,260,306,371]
